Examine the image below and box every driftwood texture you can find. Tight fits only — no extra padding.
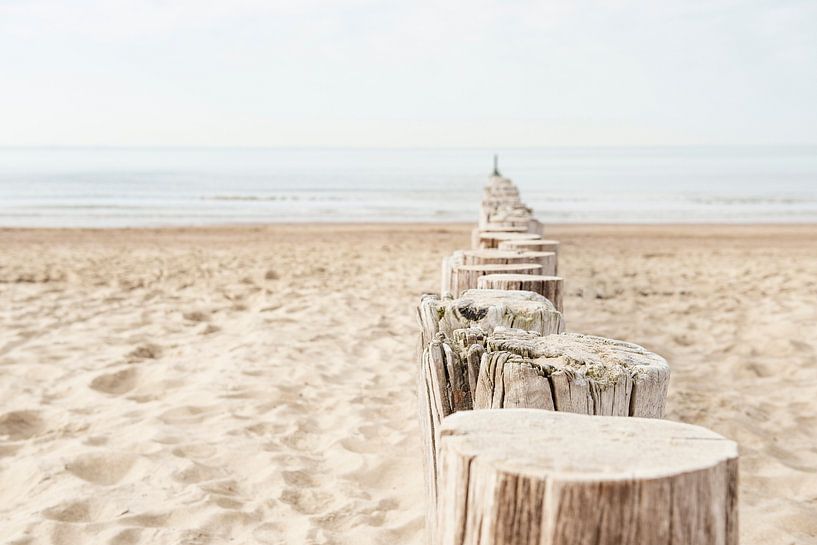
[436,409,738,545]
[417,291,564,539]
[498,239,560,271]
[451,263,542,297]
[477,274,563,313]
[498,238,560,254]
[478,232,541,249]
[417,289,565,348]
[478,328,670,417]
[441,250,556,296]
[471,226,528,248]
[461,249,556,276]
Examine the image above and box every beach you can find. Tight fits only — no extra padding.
[1,223,816,545]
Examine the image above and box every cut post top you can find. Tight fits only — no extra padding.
[440,409,737,480]
[478,273,561,282]
[486,327,669,387]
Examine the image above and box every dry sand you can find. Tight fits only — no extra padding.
[1,223,816,545]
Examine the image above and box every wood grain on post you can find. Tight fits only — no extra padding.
[498,238,560,259]
[471,227,526,249]
[477,224,527,233]
[451,263,542,298]
[479,232,541,249]
[526,218,543,235]
[416,291,565,540]
[460,249,556,276]
[478,328,670,417]
[436,409,738,545]
[477,274,563,312]
[417,289,565,349]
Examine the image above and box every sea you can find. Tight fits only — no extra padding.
[1,146,816,227]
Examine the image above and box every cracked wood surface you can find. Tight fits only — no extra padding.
[477,274,563,313]
[479,328,670,418]
[477,232,541,250]
[450,263,542,298]
[416,290,565,539]
[436,409,738,545]
[442,250,556,296]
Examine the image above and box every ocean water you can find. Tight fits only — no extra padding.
[1,147,816,227]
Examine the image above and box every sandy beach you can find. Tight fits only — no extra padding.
[1,223,816,545]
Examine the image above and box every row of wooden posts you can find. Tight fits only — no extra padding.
[415,163,739,545]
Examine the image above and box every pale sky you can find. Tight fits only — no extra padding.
[1,0,816,147]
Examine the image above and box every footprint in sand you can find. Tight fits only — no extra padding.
[199,479,241,497]
[282,469,318,488]
[42,498,119,523]
[89,368,139,395]
[279,423,325,452]
[0,410,45,440]
[42,500,94,523]
[171,443,218,459]
[252,522,286,545]
[171,461,225,484]
[65,452,136,485]
[126,343,162,361]
[279,488,334,515]
[182,310,210,322]
[107,528,142,545]
[158,405,212,425]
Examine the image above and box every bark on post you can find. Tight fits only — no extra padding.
[477,328,670,417]
[479,232,541,249]
[477,274,563,313]
[436,409,738,545]
[451,263,542,298]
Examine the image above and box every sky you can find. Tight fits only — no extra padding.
[1,0,816,147]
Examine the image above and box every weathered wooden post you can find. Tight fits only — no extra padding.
[477,274,563,312]
[478,232,541,249]
[443,250,557,295]
[417,289,565,348]
[476,328,670,417]
[416,290,565,536]
[450,263,542,297]
[470,226,526,249]
[498,239,560,271]
[436,409,738,545]
[461,249,556,276]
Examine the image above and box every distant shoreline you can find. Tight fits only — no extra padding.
[3,222,817,234]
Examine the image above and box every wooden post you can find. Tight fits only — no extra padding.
[526,218,543,235]
[479,232,541,249]
[436,409,738,545]
[475,328,670,417]
[451,263,541,297]
[498,238,559,260]
[477,274,563,313]
[417,289,565,348]
[416,291,565,540]
[470,226,526,249]
[459,249,556,276]
[477,224,527,233]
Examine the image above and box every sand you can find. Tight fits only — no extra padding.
[1,223,816,545]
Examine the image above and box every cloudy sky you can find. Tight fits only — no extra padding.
[1,0,815,147]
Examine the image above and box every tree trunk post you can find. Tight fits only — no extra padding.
[479,232,541,249]
[436,409,738,545]
[451,263,542,297]
[477,274,563,313]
